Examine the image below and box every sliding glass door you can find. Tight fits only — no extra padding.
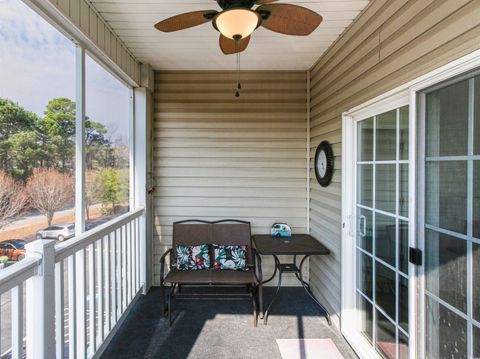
[355,106,410,359]
[418,73,480,359]
[343,59,480,359]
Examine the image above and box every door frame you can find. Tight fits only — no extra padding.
[341,49,480,359]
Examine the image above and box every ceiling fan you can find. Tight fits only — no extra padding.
[153,0,323,55]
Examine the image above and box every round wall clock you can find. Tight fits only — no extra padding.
[314,141,334,187]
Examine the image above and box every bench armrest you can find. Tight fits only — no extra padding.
[252,248,262,283]
[160,248,173,285]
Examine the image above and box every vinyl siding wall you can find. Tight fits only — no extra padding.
[152,71,308,285]
[308,0,480,323]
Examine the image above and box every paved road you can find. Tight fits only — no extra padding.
[1,207,76,232]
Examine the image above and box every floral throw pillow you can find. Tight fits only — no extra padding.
[213,245,246,270]
[176,244,210,270]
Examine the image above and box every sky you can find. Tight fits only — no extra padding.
[0,0,129,139]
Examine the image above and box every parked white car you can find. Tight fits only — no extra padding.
[36,224,75,242]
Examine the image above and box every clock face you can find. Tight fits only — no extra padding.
[314,141,334,187]
[317,150,327,177]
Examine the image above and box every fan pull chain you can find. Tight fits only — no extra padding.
[235,39,241,97]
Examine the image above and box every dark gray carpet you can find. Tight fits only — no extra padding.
[101,287,357,359]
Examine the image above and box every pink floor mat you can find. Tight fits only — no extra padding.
[276,338,344,359]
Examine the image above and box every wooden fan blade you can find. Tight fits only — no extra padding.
[254,0,278,4]
[219,34,250,55]
[154,10,218,32]
[257,4,322,36]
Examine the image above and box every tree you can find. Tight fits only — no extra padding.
[26,168,74,226]
[37,98,76,172]
[0,96,128,184]
[6,131,42,179]
[0,171,28,230]
[0,99,37,176]
[117,168,130,204]
[98,168,121,214]
[37,98,114,173]
[111,138,129,169]
[85,170,101,220]
[85,120,110,170]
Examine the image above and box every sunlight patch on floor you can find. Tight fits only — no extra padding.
[276,338,344,359]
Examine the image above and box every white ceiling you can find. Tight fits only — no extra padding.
[90,0,370,71]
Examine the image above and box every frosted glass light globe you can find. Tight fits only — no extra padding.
[215,9,260,39]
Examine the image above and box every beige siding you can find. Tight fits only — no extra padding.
[308,0,480,321]
[44,0,141,84]
[153,71,308,285]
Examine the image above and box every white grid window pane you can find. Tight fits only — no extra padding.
[426,80,469,157]
[375,309,396,359]
[399,107,409,161]
[376,110,397,161]
[398,330,409,359]
[358,293,373,344]
[399,275,408,333]
[425,161,468,235]
[399,164,409,217]
[358,117,374,162]
[357,250,373,300]
[473,324,480,358]
[473,242,480,322]
[376,164,396,214]
[425,229,467,313]
[399,221,409,275]
[358,164,373,207]
[375,261,396,321]
[474,76,480,155]
[474,161,480,239]
[426,296,467,359]
[375,213,396,267]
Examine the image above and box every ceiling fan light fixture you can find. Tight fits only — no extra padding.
[214,9,260,40]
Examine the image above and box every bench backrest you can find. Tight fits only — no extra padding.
[172,220,253,267]
[212,221,253,265]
